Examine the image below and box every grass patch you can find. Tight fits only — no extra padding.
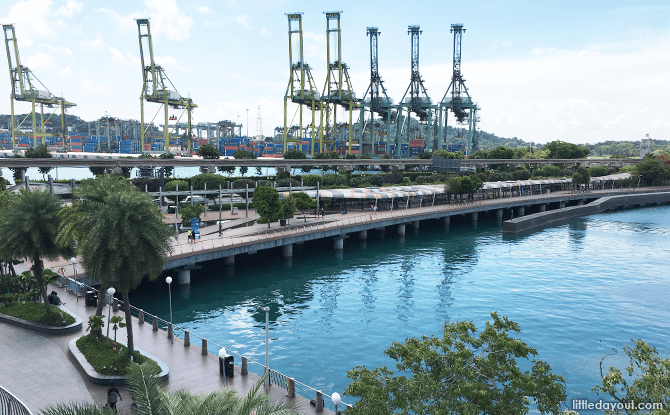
[0,302,76,326]
[76,334,160,376]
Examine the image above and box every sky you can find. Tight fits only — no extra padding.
[1,0,668,145]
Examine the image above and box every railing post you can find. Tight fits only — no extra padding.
[201,338,208,355]
[315,390,324,412]
[112,298,118,312]
[241,357,248,375]
[184,330,190,346]
[152,316,158,331]
[138,309,144,324]
[167,323,173,339]
[288,378,295,399]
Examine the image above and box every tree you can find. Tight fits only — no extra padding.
[25,144,53,177]
[252,186,280,227]
[197,144,220,159]
[158,152,175,177]
[42,362,298,415]
[291,192,316,222]
[9,154,26,184]
[446,177,462,201]
[0,189,72,316]
[72,179,175,354]
[635,156,670,186]
[233,149,256,177]
[283,149,307,159]
[545,141,590,159]
[593,339,670,414]
[345,312,566,415]
[179,203,205,226]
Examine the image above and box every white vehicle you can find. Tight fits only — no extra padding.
[182,195,207,204]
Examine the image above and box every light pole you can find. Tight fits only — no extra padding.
[246,108,249,138]
[70,257,77,279]
[218,347,228,386]
[258,305,270,387]
[637,174,643,189]
[166,277,173,344]
[332,392,341,414]
[106,287,115,344]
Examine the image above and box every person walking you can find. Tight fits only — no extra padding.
[106,383,122,413]
[218,223,223,236]
[370,204,373,219]
[187,229,192,243]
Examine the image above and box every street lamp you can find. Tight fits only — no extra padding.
[257,305,270,388]
[106,287,115,344]
[218,347,228,387]
[166,277,173,344]
[246,108,249,138]
[70,257,77,279]
[637,174,643,189]
[332,392,341,414]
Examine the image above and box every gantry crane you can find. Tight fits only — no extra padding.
[137,18,197,153]
[3,24,75,149]
[356,27,396,156]
[283,13,321,155]
[439,24,478,155]
[396,25,434,157]
[319,11,358,154]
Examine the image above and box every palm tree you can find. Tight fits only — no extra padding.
[0,189,71,315]
[58,175,133,321]
[73,178,174,353]
[41,362,298,415]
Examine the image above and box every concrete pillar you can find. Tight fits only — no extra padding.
[184,330,190,347]
[152,316,158,331]
[397,224,406,236]
[333,237,344,250]
[539,204,546,212]
[224,255,235,266]
[177,269,191,285]
[471,212,478,222]
[560,201,566,209]
[377,227,385,237]
[443,216,451,226]
[201,338,208,355]
[577,200,584,206]
[518,206,525,217]
[138,310,144,325]
[358,230,367,240]
[282,244,293,257]
[496,209,503,219]
[241,357,248,375]
[167,323,173,339]
[315,390,324,412]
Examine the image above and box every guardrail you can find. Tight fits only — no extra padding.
[0,385,32,415]
[53,276,352,412]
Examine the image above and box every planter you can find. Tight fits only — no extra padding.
[0,305,82,335]
[68,336,170,385]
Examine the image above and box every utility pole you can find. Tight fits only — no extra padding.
[246,109,249,137]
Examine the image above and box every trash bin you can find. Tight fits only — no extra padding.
[224,355,234,378]
[85,290,97,307]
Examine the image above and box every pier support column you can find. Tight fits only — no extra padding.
[443,216,451,226]
[518,206,525,217]
[397,224,406,236]
[560,201,566,209]
[358,230,368,241]
[577,200,584,206]
[224,255,235,266]
[539,204,546,212]
[282,244,293,257]
[496,209,503,219]
[177,269,191,285]
[471,212,478,222]
[412,221,420,232]
[376,227,385,237]
[333,237,344,251]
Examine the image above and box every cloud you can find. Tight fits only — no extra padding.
[99,0,193,41]
[79,33,105,51]
[2,0,55,43]
[56,0,82,17]
[58,66,72,76]
[23,51,56,71]
[260,28,271,37]
[39,43,73,56]
[236,14,250,29]
[108,47,138,68]
[154,55,190,72]
[198,5,211,14]
[81,79,112,95]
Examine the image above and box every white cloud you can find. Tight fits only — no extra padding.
[260,28,270,37]
[100,0,193,41]
[81,79,112,95]
[59,66,72,76]
[56,0,82,17]
[23,51,56,71]
[80,33,104,51]
[108,47,138,68]
[155,55,190,72]
[198,5,211,14]
[2,0,55,43]
[236,14,250,29]
[39,43,73,56]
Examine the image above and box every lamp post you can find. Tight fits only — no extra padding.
[218,347,227,386]
[166,277,173,344]
[70,257,77,279]
[246,108,249,138]
[258,305,270,388]
[637,174,643,189]
[106,287,115,344]
[332,392,341,415]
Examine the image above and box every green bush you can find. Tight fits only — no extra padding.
[512,169,531,181]
[588,166,608,177]
[233,178,255,189]
[76,334,159,376]
[302,174,322,186]
[381,173,403,184]
[191,173,227,191]
[0,302,76,326]
[164,180,188,191]
[321,173,348,187]
[276,178,301,188]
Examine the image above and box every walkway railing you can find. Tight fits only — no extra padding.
[0,385,33,415]
[53,276,352,411]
